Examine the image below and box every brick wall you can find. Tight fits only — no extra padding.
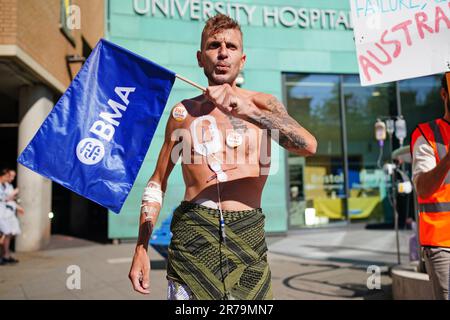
[0,0,18,44]
[0,0,104,90]
[78,0,104,50]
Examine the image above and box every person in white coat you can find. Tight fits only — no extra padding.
[0,168,22,265]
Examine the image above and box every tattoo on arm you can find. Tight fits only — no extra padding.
[227,114,248,133]
[136,219,152,250]
[246,97,308,150]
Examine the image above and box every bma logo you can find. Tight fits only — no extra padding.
[76,138,105,165]
[76,87,136,165]
[75,86,135,166]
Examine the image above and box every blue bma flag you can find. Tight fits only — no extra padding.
[17,39,176,213]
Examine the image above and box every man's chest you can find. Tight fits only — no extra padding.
[179,112,261,162]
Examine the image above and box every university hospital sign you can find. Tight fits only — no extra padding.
[132,0,353,30]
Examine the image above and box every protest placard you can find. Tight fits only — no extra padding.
[350,0,450,86]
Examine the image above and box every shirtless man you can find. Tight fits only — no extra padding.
[129,14,317,300]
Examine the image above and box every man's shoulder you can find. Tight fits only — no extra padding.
[413,118,445,132]
[180,94,204,104]
[411,127,430,153]
[412,135,431,149]
[237,88,271,99]
[170,95,200,111]
[410,118,443,149]
[165,95,204,130]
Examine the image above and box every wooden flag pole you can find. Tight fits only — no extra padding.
[446,72,450,95]
[175,74,206,92]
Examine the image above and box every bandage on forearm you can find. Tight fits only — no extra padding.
[141,204,159,224]
[142,181,164,205]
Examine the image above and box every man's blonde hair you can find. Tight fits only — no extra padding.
[200,14,243,50]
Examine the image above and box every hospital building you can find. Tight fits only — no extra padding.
[0,0,444,250]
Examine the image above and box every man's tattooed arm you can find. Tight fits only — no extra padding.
[245,95,317,156]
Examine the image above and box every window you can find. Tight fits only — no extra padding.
[399,75,444,146]
[284,73,397,228]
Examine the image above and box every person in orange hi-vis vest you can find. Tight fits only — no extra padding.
[411,73,450,300]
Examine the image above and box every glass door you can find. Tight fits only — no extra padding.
[342,75,396,225]
[284,73,400,228]
[284,74,346,228]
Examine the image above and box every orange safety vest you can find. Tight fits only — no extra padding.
[411,118,450,247]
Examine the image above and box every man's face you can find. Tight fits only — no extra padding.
[8,171,16,183]
[197,29,246,86]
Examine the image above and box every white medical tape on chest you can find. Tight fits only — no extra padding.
[190,115,222,156]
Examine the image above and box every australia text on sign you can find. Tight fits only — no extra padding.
[350,0,450,86]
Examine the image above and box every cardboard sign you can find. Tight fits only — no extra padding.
[350,0,450,86]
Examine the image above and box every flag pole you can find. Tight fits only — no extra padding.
[446,72,450,95]
[175,74,206,92]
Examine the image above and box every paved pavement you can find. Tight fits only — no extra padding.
[0,223,413,300]
[269,223,412,266]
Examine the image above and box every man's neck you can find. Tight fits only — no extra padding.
[208,80,237,89]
